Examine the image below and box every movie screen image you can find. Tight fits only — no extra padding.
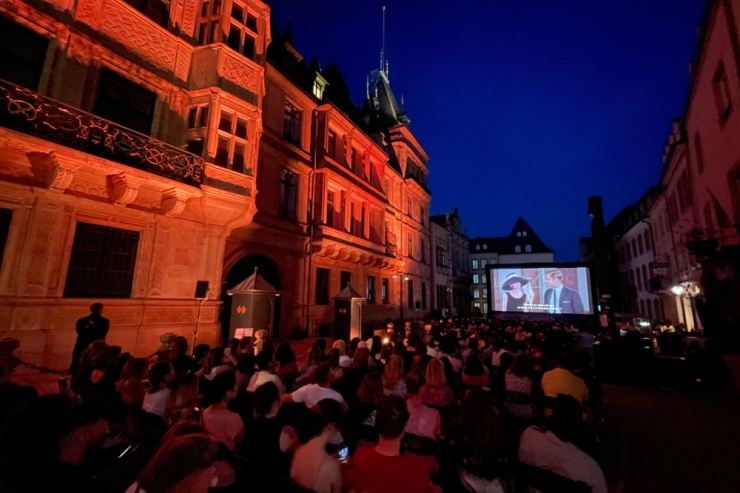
[490,266,593,315]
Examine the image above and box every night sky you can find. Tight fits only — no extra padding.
[267,0,706,261]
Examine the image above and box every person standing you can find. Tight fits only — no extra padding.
[70,303,110,376]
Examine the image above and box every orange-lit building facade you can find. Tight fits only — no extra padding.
[0,0,432,367]
[224,28,432,337]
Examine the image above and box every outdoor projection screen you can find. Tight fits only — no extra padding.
[489,265,594,315]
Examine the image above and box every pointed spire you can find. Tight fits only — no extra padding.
[381,6,386,73]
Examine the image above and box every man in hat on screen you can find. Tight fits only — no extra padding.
[501,273,532,312]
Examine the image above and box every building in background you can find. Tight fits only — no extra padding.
[430,208,470,316]
[0,0,433,367]
[469,217,554,314]
[609,187,664,322]
[601,0,740,344]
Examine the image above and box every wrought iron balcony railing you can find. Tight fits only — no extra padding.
[0,79,204,185]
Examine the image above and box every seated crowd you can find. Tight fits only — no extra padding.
[0,319,607,493]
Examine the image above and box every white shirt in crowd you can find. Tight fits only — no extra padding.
[291,384,347,412]
[437,352,462,373]
[491,348,512,367]
[141,388,170,418]
[518,426,607,493]
[247,370,286,394]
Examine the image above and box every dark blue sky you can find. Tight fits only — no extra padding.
[268,0,705,261]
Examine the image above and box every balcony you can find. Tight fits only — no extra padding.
[0,79,203,186]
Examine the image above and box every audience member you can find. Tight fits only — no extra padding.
[283,362,347,411]
[142,362,172,419]
[247,350,286,394]
[290,399,344,493]
[382,355,408,397]
[200,372,244,451]
[404,369,442,441]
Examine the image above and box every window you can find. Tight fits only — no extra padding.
[421,282,427,309]
[636,268,642,292]
[64,223,139,298]
[522,231,527,237]
[491,259,497,264]
[366,276,376,304]
[226,4,257,60]
[436,246,447,267]
[482,273,487,284]
[483,302,488,313]
[407,233,414,258]
[642,265,649,291]
[517,232,521,237]
[187,105,210,129]
[638,235,644,255]
[283,99,302,147]
[0,17,49,90]
[95,69,156,135]
[0,208,13,270]
[407,280,414,308]
[472,260,479,270]
[197,0,222,45]
[340,271,351,290]
[473,274,480,284]
[278,168,298,220]
[525,245,532,252]
[421,238,427,263]
[644,231,651,251]
[474,302,480,311]
[123,0,169,27]
[327,130,337,159]
[632,239,638,259]
[407,196,412,217]
[483,244,487,250]
[481,260,487,269]
[315,268,329,305]
[713,64,733,121]
[215,109,250,173]
[515,245,521,253]
[420,206,425,226]
[312,78,326,99]
[629,270,635,287]
[326,190,335,228]
[473,289,480,299]
[694,134,704,175]
[381,278,389,304]
[475,245,480,251]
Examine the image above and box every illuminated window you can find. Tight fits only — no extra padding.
[483,244,487,250]
[0,16,49,91]
[713,64,732,121]
[64,223,139,298]
[517,232,521,237]
[525,245,532,252]
[522,231,527,237]
[123,0,169,28]
[476,245,480,251]
[214,109,250,174]
[197,0,222,45]
[226,2,257,60]
[283,99,302,147]
[278,168,297,220]
[473,274,479,284]
[483,303,488,313]
[407,232,414,258]
[381,278,389,304]
[482,274,487,283]
[472,260,479,270]
[366,276,376,304]
[473,289,480,299]
[327,130,337,159]
[481,260,487,269]
[515,245,521,253]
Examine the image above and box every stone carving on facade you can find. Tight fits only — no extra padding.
[74,0,102,28]
[66,34,98,65]
[107,172,148,205]
[160,187,198,216]
[23,205,59,296]
[99,1,178,73]
[26,151,82,191]
[174,46,190,83]
[180,0,197,38]
[148,223,170,297]
[203,163,253,191]
[219,51,261,94]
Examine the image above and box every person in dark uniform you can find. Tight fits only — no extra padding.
[70,303,110,375]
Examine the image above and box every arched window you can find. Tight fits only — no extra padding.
[525,245,532,252]
[476,245,480,250]
[644,230,651,251]
[517,232,522,237]
[640,299,646,316]
[642,265,649,291]
[522,231,528,236]
[483,244,488,250]
[515,245,522,253]
[632,239,637,258]
[638,235,644,255]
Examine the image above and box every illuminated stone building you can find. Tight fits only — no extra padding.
[223,27,432,336]
[0,0,432,367]
[430,208,470,316]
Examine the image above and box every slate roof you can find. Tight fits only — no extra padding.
[469,217,553,254]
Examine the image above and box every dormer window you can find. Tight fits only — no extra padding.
[517,232,521,237]
[515,245,521,253]
[483,244,487,250]
[525,245,532,252]
[227,2,257,60]
[476,245,480,251]
[522,231,527,237]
